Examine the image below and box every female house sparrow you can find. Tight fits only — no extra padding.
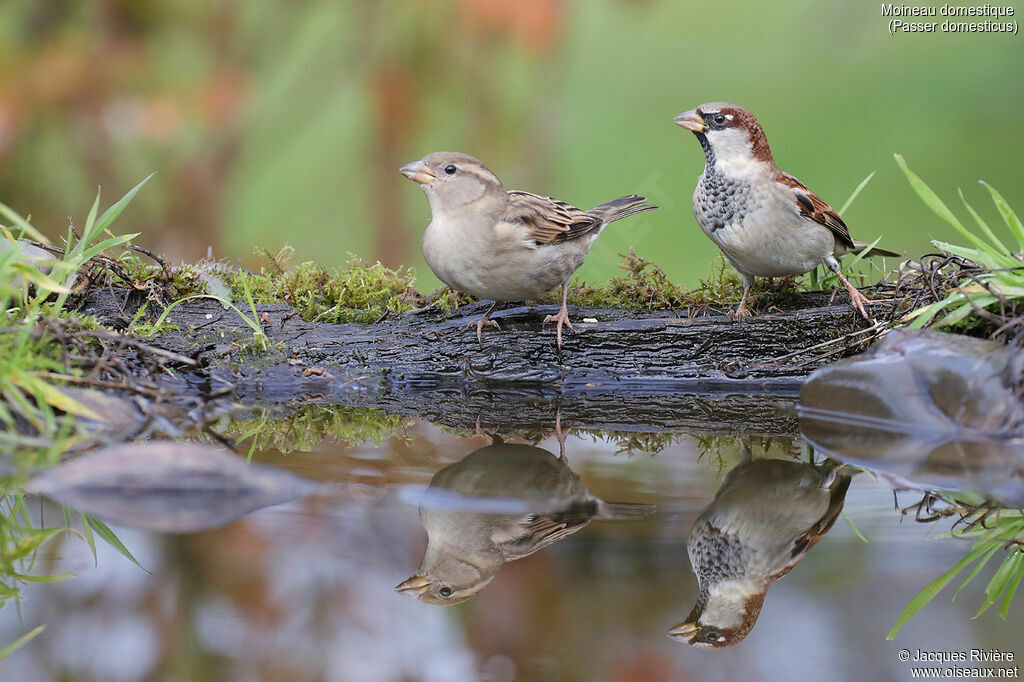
[395,438,654,605]
[674,103,898,318]
[668,456,851,648]
[400,152,658,347]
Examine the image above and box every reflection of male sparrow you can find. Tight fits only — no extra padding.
[396,439,654,605]
[668,457,851,647]
[674,103,898,318]
[400,152,658,347]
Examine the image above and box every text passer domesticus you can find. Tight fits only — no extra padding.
[400,152,658,347]
[674,103,898,318]
[395,438,654,605]
[668,456,851,648]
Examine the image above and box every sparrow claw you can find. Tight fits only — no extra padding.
[469,316,501,343]
[833,271,873,320]
[847,287,872,320]
[542,310,574,348]
[727,302,752,319]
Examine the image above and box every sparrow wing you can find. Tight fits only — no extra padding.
[504,190,602,246]
[776,171,856,250]
[496,510,592,559]
[771,469,853,580]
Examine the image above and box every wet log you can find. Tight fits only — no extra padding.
[77,288,896,435]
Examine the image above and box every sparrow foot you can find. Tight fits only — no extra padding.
[469,316,501,343]
[832,270,872,320]
[846,286,872,320]
[542,308,575,349]
[552,408,570,459]
[727,302,752,319]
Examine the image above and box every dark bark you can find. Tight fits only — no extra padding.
[78,289,893,436]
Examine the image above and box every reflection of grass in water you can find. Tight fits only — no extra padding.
[219,404,412,455]
[889,496,1024,639]
[591,430,689,457]
[0,486,147,659]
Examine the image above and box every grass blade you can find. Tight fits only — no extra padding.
[887,542,990,639]
[72,173,154,257]
[838,171,875,216]
[980,181,1024,251]
[958,188,1008,254]
[0,203,48,244]
[81,515,148,572]
[0,624,46,661]
[894,154,991,254]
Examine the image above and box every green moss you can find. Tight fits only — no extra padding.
[229,256,418,324]
[554,248,693,310]
[218,404,411,453]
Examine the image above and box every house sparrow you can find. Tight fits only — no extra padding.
[400,152,658,347]
[674,103,898,319]
[667,456,851,648]
[395,438,654,605]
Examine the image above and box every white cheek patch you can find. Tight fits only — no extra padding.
[709,128,760,177]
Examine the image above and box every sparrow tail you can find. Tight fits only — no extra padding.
[589,195,659,224]
[594,501,657,521]
[850,240,900,258]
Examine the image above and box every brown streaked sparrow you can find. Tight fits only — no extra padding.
[674,103,898,319]
[400,152,658,347]
[395,437,654,605]
[668,455,851,648]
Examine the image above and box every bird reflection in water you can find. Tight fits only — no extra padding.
[669,448,851,647]
[396,431,654,605]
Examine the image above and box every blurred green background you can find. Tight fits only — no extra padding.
[1,0,1021,290]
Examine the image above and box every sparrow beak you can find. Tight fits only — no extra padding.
[395,575,431,597]
[674,109,707,133]
[666,621,698,643]
[399,160,436,185]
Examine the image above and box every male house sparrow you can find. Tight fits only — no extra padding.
[400,152,658,347]
[674,103,898,318]
[395,438,654,605]
[668,456,851,648]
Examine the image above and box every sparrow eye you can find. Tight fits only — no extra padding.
[438,586,453,598]
[712,114,727,126]
[443,164,457,175]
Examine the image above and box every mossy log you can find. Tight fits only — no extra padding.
[79,288,897,436]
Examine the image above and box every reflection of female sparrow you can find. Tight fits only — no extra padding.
[396,439,653,605]
[668,457,850,647]
[401,152,657,347]
[674,103,898,318]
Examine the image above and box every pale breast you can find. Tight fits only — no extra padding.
[692,171,837,278]
[423,216,589,301]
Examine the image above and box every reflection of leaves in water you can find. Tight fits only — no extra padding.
[598,431,687,457]
[218,404,411,453]
[693,436,804,477]
[889,493,1024,638]
[0,487,132,659]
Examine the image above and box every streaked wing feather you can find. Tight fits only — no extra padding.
[505,190,601,245]
[497,512,590,559]
[776,171,856,249]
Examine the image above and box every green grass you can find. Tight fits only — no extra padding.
[0,177,154,658]
[894,155,1024,335]
[889,505,1024,639]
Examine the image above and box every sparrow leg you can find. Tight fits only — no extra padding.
[542,282,575,348]
[469,301,502,342]
[553,408,569,460]
[825,256,871,320]
[728,274,755,319]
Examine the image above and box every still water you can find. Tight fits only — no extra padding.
[2,402,1022,682]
